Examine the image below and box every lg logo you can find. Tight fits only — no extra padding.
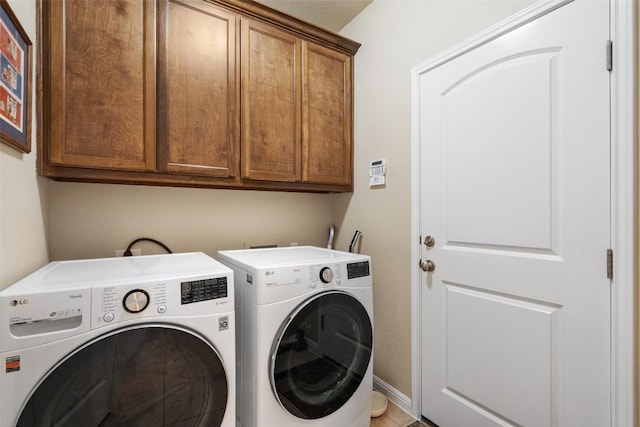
[10,299,28,306]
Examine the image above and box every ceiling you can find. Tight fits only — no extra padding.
[256,0,372,32]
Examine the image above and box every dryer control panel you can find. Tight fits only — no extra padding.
[347,261,370,279]
[250,260,372,305]
[309,264,343,289]
[218,246,372,306]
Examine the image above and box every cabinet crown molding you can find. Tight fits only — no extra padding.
[208,0,361,55]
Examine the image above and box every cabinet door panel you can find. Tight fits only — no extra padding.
[302,42,352,186]
[241,20,301,182]
[157,0,239,177]
[47,0,155,171]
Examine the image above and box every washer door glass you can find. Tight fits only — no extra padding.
[17,325,228,427]
[270,291,372,419]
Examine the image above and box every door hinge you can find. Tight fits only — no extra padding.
[606,40,613,72]
[607,249,613,279]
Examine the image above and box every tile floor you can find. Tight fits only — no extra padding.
[369,399,436,427]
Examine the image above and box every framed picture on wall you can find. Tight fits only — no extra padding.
[0,0,32,153]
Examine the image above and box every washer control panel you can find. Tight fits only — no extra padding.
[92,273,232,328]
[97,283,167,326]
[319,267,334,283]
[123,289,150,313]
[180,277,228,304]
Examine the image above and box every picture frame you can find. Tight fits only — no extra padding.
[0,0,32,153]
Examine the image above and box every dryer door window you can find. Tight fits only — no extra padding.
[270,291,373,419]
[17,325,228,427]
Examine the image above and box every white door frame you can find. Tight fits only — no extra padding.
[409,0,636,425]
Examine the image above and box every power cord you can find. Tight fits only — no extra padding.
[124,237,173,256]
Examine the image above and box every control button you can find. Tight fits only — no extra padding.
[123,289,150,313]
[320,267,334,283]
[103,312,115,322]
[310,282,317,289]
[336,279,342,286]
[219,316,229,331]
[157,304,167,314]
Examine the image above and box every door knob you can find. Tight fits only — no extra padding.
[419,259,435,272]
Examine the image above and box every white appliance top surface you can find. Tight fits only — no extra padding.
[1,252,231,294]
[217,246,369,270]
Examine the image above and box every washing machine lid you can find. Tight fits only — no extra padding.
[269,291,372,420]
[16,324,228,427]
[218,246,369,272]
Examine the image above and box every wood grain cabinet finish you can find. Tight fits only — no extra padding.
[303,42,352,186]
[157,0,239,178]
[38,0,359,192]
[44,0,156,171]
[241,20,301,182]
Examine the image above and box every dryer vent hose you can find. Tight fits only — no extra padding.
[327,224,335,249]
[349,230,362,253]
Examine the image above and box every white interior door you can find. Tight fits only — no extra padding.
[418,1,611,426]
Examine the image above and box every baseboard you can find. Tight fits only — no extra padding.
[373,375,415,418]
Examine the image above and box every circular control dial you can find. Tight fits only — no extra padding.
[319,267,334,284]
[123,289,150,313]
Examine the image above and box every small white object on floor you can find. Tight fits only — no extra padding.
[371,390,388,418]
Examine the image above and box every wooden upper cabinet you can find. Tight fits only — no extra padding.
[39,0,360,191]
[45,0,156,171]
[157,0,239,178]
[241,19,301,182]
[302,42,352,186]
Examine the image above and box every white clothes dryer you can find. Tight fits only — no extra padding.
[0,252,235,427]
[217,246,373,427]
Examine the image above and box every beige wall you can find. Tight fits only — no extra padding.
[49,182,333,261]
[337,0,535,397]
[0,0,49,290]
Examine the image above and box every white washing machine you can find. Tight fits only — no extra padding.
[217,246,373,427]
[0,252,235,427]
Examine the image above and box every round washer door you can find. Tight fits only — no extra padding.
[270,291,373,419]
[17,325,228,427]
